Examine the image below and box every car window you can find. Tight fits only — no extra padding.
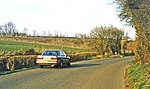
[60,50,66,56]
[42,51,60,56]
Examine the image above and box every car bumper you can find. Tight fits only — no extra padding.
[36,60,58,66]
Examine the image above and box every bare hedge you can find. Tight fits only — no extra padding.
[0,55,37,71]
[0,52,97,72]
[69,52,97,62]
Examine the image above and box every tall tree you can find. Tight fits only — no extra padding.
[6,22,16,35]
[90,25,124,55]
[90,26,109,55]
[108,26,124,55]
[115,0,150,64]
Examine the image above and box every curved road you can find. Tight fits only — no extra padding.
[0,57,132,89]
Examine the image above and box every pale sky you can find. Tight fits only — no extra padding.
[0,0,135,38]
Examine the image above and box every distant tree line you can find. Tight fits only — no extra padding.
[75,33,89,38]
[0,22,28,36]
[90,25,124,55]
[0,22,69,37]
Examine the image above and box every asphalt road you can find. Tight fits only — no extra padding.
[0,56,132,89]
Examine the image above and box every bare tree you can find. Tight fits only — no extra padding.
[108,26,124,55]
[7,22,16,35]
[48,31,53,37]
[90,25,124,55]
[0,22,17,36]
[22,27,28,36]
[54,30,59,37]
[42,30,46,36]
[32,30,38,36]
[90,26,109,55]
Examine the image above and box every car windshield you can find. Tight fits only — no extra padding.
[42,50,60,56]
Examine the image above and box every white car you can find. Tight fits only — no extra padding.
[36,50,71,68]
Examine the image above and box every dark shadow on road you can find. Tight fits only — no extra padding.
[37,63,100,69]
[68,63,100,68]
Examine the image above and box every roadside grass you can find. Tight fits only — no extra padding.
[127,62,150,89]
[0,66,39,76]
[0,40,93,54]
[0,68,28,75]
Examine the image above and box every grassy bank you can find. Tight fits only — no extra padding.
[126,62,150,89]
[0,40,93,54]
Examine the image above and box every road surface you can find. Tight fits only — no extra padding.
[0,56,132,89]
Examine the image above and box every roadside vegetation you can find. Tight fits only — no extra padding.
[126,62,150,89]
[116,0,150,88]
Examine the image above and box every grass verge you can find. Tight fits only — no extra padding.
[0,66,39,76]
[126,62,150,89]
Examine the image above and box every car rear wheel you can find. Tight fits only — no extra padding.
[58,61,63,68]
[67,60,71,67]
[40,65,44,68]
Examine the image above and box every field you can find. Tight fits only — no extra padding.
[0,39,93,55]
[0,36,92,49]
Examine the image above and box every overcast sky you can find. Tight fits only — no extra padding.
[0,0,135,38]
